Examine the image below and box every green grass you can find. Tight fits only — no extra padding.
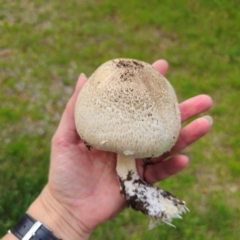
[1,0,240,239]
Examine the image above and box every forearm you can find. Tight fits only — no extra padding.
[2,233,18,240]
[2,185,92,240]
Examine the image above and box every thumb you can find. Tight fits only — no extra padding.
[52,73,88,145]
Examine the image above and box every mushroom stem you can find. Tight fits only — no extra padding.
[116,154,189,228]
[116,154,137,179]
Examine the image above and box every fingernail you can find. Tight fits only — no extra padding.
[203,115,213,125]
[79,73,86,79]
[75,73,86,93]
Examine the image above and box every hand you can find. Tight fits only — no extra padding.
[26,60,213,240]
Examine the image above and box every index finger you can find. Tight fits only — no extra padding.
[152,59,169,75]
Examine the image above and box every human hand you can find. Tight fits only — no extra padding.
[26,60,213,240]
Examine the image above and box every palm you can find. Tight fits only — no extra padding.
[50,139,125,229]
[48,60,213,231]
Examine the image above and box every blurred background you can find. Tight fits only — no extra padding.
[0,1,239,239]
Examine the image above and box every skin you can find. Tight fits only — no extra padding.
[3,59,213,240]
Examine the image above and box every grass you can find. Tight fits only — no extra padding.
[0,0,240,239]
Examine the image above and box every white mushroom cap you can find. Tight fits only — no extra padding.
[75,58,181,158]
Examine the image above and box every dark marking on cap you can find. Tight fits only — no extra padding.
[82,139,92,151]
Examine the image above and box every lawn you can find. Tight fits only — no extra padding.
[0,0,240,239]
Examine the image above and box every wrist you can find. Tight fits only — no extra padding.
[27,185,92,240]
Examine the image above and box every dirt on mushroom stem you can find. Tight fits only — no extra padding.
[116,154,188,228]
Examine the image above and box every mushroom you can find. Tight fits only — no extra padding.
[74,59,188,228]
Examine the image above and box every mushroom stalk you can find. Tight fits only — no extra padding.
[116,154,189,228]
